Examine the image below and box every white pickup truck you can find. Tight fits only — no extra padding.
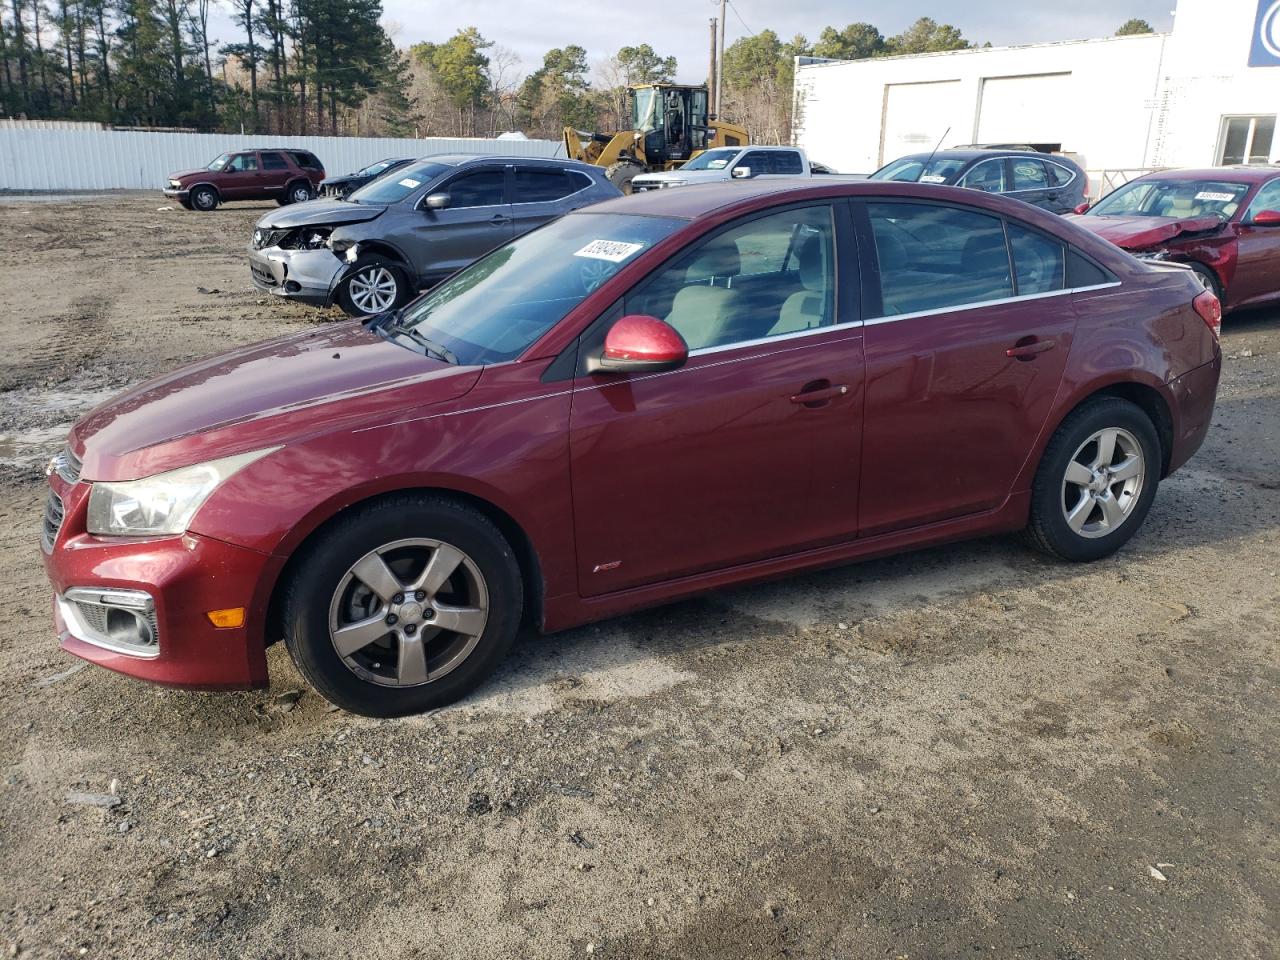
[630,146,835,191]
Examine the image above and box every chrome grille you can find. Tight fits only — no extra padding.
[42,490,64,551]
[51,446,82,484]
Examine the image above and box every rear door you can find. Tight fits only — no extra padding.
[958,157,1008,197]
[406,166,512,283]
[1009,157,1054,210]
[855,199,1077,534]
[508,166,583,238]
[1230,177,1280,308]
[258,151,292,196]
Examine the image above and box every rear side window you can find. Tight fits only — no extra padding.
[1012,158,1048,191]
[1045,161,1076,188]
[261,152,288,170]
[737,151,776,174]
[1007,222,1065,294]
[290,152,320,169]
[867,202,1013,316]
[445,169,506,208]
[773,151,804,174]
[512,168,575,203]
[1066,250,1112,288]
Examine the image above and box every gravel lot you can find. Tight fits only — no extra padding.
[1,194,1277,959]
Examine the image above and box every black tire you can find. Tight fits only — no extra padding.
[1023,397,1162,562]
[283,495,524,717]
[190,185,218,212]
[283,180,314,205]
[336,255,411,317]
[605,160,646,195]
[1188,262,1223,304]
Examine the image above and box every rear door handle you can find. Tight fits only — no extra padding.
[1006,337,1056,360]
[789,384,848,406]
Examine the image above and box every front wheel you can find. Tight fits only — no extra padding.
[337,256,410,317]
[1024,397,1161,562]
[1189,262,1223,304]
[283,496,524,717]
[189,185,218,211]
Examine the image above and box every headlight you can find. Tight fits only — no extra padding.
[86,448,278,537]
[169,179,180,189]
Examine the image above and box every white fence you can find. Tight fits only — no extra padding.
[0,129,565,192]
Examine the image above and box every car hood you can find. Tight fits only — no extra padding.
[70,323,481,482]
[256,199,387,229]
[1070,214,1225,249]
[320,174,361,186]
[169,169,211,181]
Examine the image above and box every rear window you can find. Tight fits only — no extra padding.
[261,152,288,170]
[290,152,321,170]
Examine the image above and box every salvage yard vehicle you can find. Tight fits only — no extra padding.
[630,145,829,191]
[870,149,1088,214]
[1071,166,1280,313]
[318,157,413,199]
[248,154,620,316]
[164,149,325,211]
[42,179,1222,717]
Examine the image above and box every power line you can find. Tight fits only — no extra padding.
[726,0,755,37]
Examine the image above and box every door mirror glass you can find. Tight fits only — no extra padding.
[589,315,688,374]
[1073,201,1091,215]
[424,192,451,210]
[1251,208,1280,225]
[731,166,752,179]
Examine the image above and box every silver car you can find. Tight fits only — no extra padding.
[248,154,621,316]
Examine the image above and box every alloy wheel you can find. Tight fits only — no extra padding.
[193,189,216,210]
[347,266,399,313]
[1060,427,1146,539]
[328,537,489,688]
[291,184,312,203]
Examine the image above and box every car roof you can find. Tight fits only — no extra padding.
[892,148,1065,163]
[415,153,601,173]
[1139,166,1279,184]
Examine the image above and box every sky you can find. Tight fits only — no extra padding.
[208,0,1179,85]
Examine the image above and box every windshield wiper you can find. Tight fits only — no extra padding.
[375,310,458,364]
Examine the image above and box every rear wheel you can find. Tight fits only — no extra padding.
[283,496,523,717]
[1024,397,1161,562]
[605,160,646,195]
[337,255,410,317]
[190,185,218,212]
[284,180,314,205]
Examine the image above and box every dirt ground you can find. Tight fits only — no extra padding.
[0,194,1277,960]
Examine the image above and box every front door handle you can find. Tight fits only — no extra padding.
[489,214,511,225]
[789,383,848,407]
[1006,337,1056,361]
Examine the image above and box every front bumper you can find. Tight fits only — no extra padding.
[42,477,281,689]
[163,187,190,201]
[248,245,344,307]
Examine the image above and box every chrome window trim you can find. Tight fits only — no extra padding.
[509,166,591,206]
[862,282,1121,327]
[958,157,1007,192]
[1041,159,1078,189]
[688,320,853,357]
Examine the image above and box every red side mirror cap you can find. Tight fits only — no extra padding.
[1073,202,1091,215]
[590,315,689,374]
[1251,209,1280,226]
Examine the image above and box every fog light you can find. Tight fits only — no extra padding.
[206,607,246,629]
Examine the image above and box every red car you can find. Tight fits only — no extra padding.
[42,180,1222,716]
[1072,166,1280,312]
[164,148,325,211]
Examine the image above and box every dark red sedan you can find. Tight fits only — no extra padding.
[42,180,1223,716]
[1072,166,1280,313]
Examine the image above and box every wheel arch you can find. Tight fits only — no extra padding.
[262,486,545,651]
[284,176,312,197]
[1039,379,1175,481]
[187,181,220,201]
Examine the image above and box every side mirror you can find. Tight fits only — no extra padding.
[731,166,753,180]
[1073,201,1091,215]
[588,315,688,375]
[424,192,451,210]
[1251,209,1280,226]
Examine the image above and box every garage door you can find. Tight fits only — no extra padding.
[975,73,1071,144]
[880,81,963,166]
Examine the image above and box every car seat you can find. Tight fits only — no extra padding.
[664,245,743,350]
[771,232,830,336]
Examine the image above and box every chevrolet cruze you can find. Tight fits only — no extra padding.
[42,180,1222,716]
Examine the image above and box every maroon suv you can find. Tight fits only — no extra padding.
[164,149,325,211]
[42,180,1222,717]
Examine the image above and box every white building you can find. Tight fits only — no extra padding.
[792,0,1280,191]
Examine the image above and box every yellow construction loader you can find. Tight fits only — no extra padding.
[564,83,750,193]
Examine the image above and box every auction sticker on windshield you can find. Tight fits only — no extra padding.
[398,178,421,189]
[1196,191,1237,202]
[574,240,645,262]
[921,175,947,183]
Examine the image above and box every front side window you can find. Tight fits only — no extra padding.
[868,202,1012,316]
[1219,115,1276,165]
[736,151,776,175]
[347,161,452,204]
[960,159,1008,193]
[261,152,288,170]
[683,148,738,171]
[870,156,968,183]
[391,213,684,366]
[512,168,576,203]
[207,152,232,171]
[1245,178,1280,221]
[444,169,507,208]
[1089,179,1250,220]
[1007,222,1065,295]
[626,205,838,351]
[1012,158,1048,191]
[226,153,258,172]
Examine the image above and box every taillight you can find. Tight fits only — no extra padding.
[1192,289,1222,340]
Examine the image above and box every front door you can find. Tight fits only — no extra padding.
[1230,177,1280,309]
[856,200,1077,535]
[408,166,512,283]
[220,152,260,200]
[568,203,865,596]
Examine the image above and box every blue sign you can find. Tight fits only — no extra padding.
[1251,0,1280,66]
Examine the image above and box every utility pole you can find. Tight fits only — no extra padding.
[715,0,727,115]
[708,18,718,113]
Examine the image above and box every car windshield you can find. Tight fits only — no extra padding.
[683,148,739,171]
[871,156,969,183]
[358,159,399,177]
[348,161,452,204]
[387,213,685,366]
[1089,179,1251,220]
[207,153,232,171]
